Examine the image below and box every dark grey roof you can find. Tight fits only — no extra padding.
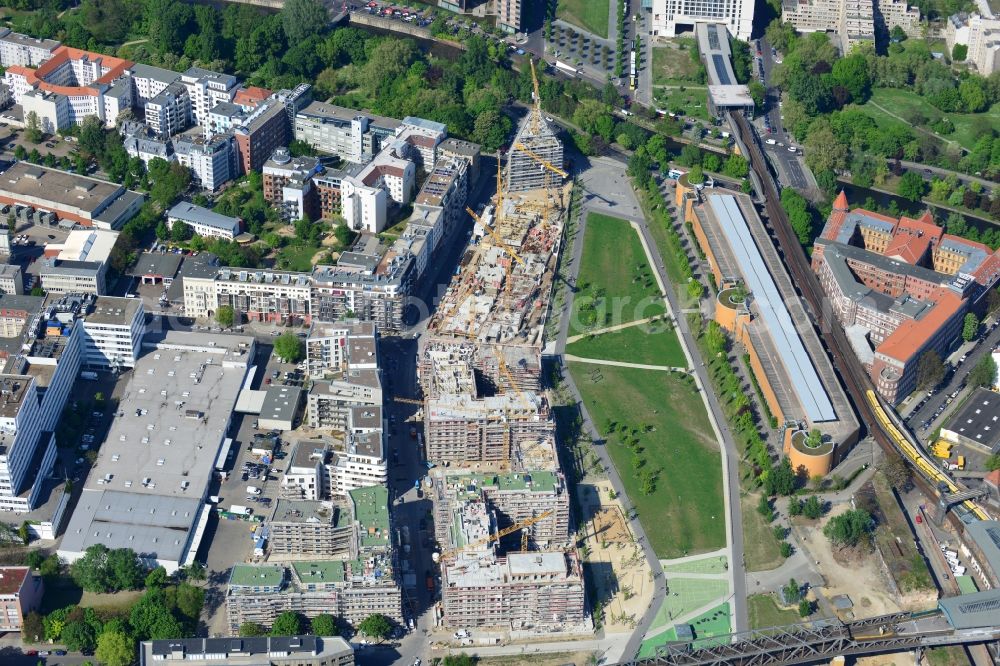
[94,191,145,228]
[167,202,240,232]
[128,252,182,279]
[943,389,1000,453]
[964,520,1000,579]
[938,588,1000,629]
[261,385,303,425]
[0,293,44,314]
[147,635,321,658]
[816,239,953,287]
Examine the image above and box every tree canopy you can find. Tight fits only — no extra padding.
[358,613,392,641]
[270,611,304,636]
[823,508,873,547]
[70,545,144,594]
[274,332,304,363]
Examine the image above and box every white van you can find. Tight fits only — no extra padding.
[247,486,262,495]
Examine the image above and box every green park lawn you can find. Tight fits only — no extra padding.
[570,213,666,335]
[276,244,321,272]
[741,492,785,572]
[653,85,711,121]
[857,88,1000,151]
[568,362,725,558]
[565,321,687,367]
[651,43,702,86]
[747,594,800,629]
[556,0,610,38]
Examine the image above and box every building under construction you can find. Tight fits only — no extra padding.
[505,64,564,193]
[431,468,571,549]
[438,501,586,630]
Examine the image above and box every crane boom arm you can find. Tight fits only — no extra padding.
[513,142,569,178]
[465,207,526,266]
[439,510,554,560]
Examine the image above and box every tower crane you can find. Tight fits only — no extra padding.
[495,346,529,407]
[512,142,569,179]
[465,206,525,267]
[436,510,554,561]
[529,58,543,134]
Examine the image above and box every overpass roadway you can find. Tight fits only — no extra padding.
[619,611,1000,666]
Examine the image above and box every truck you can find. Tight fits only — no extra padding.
[80,371,98,381]
[555,60,579,76]
[229,505,252,516]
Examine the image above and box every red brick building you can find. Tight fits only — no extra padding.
[233,99,289,175]
[812,192,1000,404]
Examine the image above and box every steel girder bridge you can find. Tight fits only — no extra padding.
[619,611,1000,666]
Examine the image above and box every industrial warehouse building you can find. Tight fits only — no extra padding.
[58,332,256,573]
[940,389,1000,454]
[679,184,860,475]
[0,162,144,229]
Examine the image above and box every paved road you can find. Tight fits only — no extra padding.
[755,35,811,192]
[898,159,997,191]
[904,316,1000,435]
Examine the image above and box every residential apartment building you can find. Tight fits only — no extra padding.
[293,102,401,163]
[783,0,920,51]
[267,499,354,558]
[947,13,1000,76]
[233,99,289,174]
[262,150,323,221]
[226,559,403,632]
[414,157,470,242]
[0,29,58,68]
[439,502,586,630]
[0,294,41,338]
[0,567,44,632]
[649,0,755,41]
[311,249,414,332]
[436,0,524,33]
[166,201,241,240]
[183,265,313,325]
[305,321,378,377]
[122,122,173,167]
[181,66,238,127]
[144,81,190,137]
[128,63,179,102]
[79,296,145,370]
[397,116,447,168]
[173,129,237,192]
[812,192,1000,403]
[140,636,355,666]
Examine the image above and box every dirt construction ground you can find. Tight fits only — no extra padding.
[791,504,903,617]
[577,479,654,633]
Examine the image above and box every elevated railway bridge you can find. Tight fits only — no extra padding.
[622,607,1000,666]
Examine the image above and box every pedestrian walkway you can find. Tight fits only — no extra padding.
[563,354,687,372]
[565,315,665,344]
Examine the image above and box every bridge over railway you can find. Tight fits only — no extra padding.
[622,606,1000,666]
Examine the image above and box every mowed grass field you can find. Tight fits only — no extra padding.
[747,594,800,629]
[566,321,687,367]
[556,0,610,38]
[741,492,784,572]
[856,88,1000,151]
[653,86,711,121]
[570,213,666,335]
[568,362,725,558]
[651,42,702,85]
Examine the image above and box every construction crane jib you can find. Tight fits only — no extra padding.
[437,510,555,561]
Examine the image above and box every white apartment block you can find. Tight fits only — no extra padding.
[144,82,191,137]
[0,29,58,68]
[948,14,1000,75]
[293,102,402,164]
[174,130,237,191]
[398,116,447,168]
[783,0,920,50]
[183,268,313,324]
[166,201,241,240]
[19,90,69,134]
[122,123,173,167]
[80,297,146,370]
[181,66,239,127]
[128,63,179,102]
[0,265,24,295]
[650,0,755,41]
[341,179,388,234]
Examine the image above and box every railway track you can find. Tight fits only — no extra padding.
[727,113,987,520]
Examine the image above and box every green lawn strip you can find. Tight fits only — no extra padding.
[741,492,784,572]
[747,594,800,629]
[566,321,687,367]
[661,555,728,574]
[640,602,732,658]
[653,86,711,122]
[570,212,666,335]
[555,0,610,38]
[647,579,729,633]
[568,362,725,557]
